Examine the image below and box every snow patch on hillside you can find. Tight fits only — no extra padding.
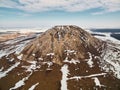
[9,72,32,90]
[69,73,106,80]
[92,77,105,87]
[28,83,39,90]
[101,44,120,79]
[61,64,69,90]
[0,62,20,79]
[86,52,94,68]
[64,58,80,64]
[22,61,41,72]
[0,40,30,59]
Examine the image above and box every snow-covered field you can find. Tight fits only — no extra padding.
[0,28,48,33]
[88,29,120,44]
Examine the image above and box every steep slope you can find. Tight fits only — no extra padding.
[0,25,120,90]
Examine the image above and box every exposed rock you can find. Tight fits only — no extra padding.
[21,25,103,65]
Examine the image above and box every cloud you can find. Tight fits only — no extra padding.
[0,0,120,14]
[0,0,19,8]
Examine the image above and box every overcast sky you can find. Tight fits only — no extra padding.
[0,0,120,28]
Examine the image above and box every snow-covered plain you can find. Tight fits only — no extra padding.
[0,28,48,33]
[89,30,120,45]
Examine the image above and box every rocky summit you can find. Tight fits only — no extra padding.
[21,25,102,64]
[0,25,120,90]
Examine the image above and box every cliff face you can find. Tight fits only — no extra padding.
[21,25,103,65]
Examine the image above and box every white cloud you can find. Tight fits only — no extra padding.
[0,0,120,14]
[0,0,18,8]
